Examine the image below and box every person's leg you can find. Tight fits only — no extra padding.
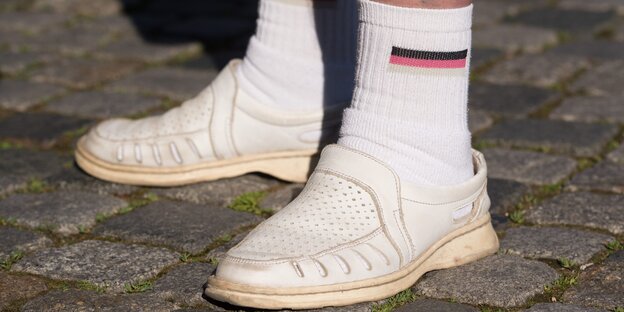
[207,0,498,309]
[238,0,357,111]
[339,0,474,187]
[374,0,471,9]
[75,0,357,186]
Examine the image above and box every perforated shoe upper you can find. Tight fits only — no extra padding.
[215,145,490,288]
[78,60,333,168]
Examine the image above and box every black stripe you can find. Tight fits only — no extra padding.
[391,46,468,61]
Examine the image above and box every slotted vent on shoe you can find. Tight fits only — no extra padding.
[229,172,381,261]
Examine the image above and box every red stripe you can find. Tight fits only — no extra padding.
[389,55,466,69]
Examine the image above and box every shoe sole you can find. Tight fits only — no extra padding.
[204,215,499,309]
[75,137,317,186]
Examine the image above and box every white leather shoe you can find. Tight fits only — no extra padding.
[75,60,343,186]
[205,144,499,309]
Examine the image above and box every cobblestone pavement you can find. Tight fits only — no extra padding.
[1,0,623,311]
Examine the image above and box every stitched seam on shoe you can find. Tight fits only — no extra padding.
[228,63,242,157]
[315,168,405,267]
[401,184,484,206]
[208,85,221,160]
[394,209,414,261]
[224,229,384,265]
[93,126,211,143]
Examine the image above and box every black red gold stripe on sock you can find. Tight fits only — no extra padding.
[390,46,468,69]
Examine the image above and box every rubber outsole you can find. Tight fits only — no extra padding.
[75,138,317,186]
[204,215,499,310]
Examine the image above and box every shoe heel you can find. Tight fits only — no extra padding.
[425,219,499,270]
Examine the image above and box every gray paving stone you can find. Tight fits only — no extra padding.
[305,302,374,312]
[0,0,27,12]
[607,144,624,164]
[95,36,201,63]
[572,61,624,97]
[508,8,615,32]
[13,240,179,291]
[558,0,624,13]
[481,53,589,87]
[0,191,127,235]
[45,164,138,196]
[108,67,218,101]
[32,0,122,17]
[0,12,66,33]
[482,148,577,185]
[45,90,162,118]
[0,80,65,111]
[259,183,304,213]
[0,29,38,51]
[31,58,139,89]
[177,54,220,72]
[25,27,114,55]
[21,289,178,312]
[524,303,607,312]
[0,149,65,196]
[83,14,174,37]
[413,255,559,308]
[471,48,504,69]
[550,41,624,63]
[0,112,92,146]
[0,272,47,311]
[468,110,493,134]
[481,119,619,157]
[568,162,624,194]
[94,200,261,254]
[0,227,52,259]
[473,24,558,53]
[563,251,624,310]
[615,22,624,41]
[204,230,248,264]
[0,50,56,75]
[525,192,624,235]
[473,0,513,27]
[469,83,557,117]
[395,299,478,312]
[153,262,214,306]
[488,178,531,229]
[551,96,624,123]
[500,226,614,264]
[154,175,281,206]
[488,179,530,214]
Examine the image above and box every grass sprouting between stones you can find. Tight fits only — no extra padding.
[77,280,107,293]
[0,216,18,227]
[372,289,416,312]
[228,191,272,216]
[24,178,50,193]
[508,210,525,224]
[124,280,153,293]
[606,240,623,252]
[557,257,575,269]
[1,250,24,270]
[119,192,159,215]
[179,252,191,262]
[0,140,22,150]
[544,274,579,296]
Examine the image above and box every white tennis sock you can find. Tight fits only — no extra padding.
[339,0,474,186]
[237,0,357,112]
